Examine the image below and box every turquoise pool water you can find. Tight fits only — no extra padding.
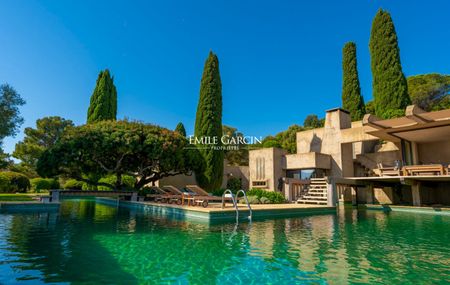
[0,200,449,285]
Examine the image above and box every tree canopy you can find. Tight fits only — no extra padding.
[222,125,249,166]
[0,84,25,144]
[369,9,410,119]
[342,42,365,121]
[13,116,74,175]
[194,51,224,191]
[175,122,186,137]
[407,73,450,111]
[303,114,324,129]
[87,69,117,123]
[37,120,197,190]
[261,124,304,154]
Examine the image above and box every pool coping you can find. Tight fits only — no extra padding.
[360,204,450,215]
[96,197,337,222]
[0,201,60,212]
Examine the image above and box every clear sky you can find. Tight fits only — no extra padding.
[1,0,449,155]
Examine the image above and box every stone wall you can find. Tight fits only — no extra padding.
[418,140,450,164]
[249,147,286,191]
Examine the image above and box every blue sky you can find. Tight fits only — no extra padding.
[1,0,449,155]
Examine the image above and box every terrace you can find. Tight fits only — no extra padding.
[337,106,450,207]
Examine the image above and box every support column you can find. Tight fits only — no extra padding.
[131,192,138,202]
[283,178,292,202]
[327,178,337,207]
[412,182,421,206]
[366,184,374,204]
[351,186,357,206]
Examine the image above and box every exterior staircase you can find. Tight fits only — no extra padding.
[355,154,378,171]
[296,178,328,205]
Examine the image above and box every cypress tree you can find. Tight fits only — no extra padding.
[342,42,365,121]
[194,51,223,191]
[175,122,186,137]
[87,69,117,123]
[369,9,410,119]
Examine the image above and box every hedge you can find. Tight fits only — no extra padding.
[226,177,242,191]
[30,178,60,192]
[246,188,286,204]
[97,175,136,191]
[0,172,31,193]
[63,179,84,190]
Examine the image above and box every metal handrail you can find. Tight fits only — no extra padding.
[236,190,252,221]
[221,189,238,217]
[222,189,253,221]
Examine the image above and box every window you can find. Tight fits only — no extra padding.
[401,140,413,165]
[286,169,325,179]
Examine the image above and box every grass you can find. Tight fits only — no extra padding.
[0,194,34,202]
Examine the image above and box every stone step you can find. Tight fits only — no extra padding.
[304,192,326,196]
[308,188,327,191]
[305,189,327,194]
[300,195,327,200]
[297,199,327,205]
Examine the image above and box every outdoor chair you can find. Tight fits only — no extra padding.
[162,185,195,205]
[147,186,182,205]
[376,162,402,176]
[403,164,445,176]
[185,185,234,208]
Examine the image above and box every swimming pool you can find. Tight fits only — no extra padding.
[1,199,449,284]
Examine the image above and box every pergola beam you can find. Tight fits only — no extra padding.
[405,105,431,124]
[362,114,386,130]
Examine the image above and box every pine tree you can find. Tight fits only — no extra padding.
[194,51,223,191]
[87,69,117,123]
[175,122,186,137]
[342,42,365,121]
[369,9,410,119]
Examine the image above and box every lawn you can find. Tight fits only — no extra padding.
[0,194,34,202]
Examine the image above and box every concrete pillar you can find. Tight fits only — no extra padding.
[351,186,357,206]
[131,192,138,202]
[412,182,421,206]
[50,190,60,203]
[327,178,337,206]
[366,184,374,204]
[283,179,292,202]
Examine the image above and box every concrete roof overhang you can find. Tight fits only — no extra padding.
[362,105,450,143]
[334,175,450,186]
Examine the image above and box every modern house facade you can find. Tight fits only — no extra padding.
[249,105,450,207]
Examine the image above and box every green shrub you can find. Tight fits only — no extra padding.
[0,172,30,193]
[0,174,10,193]
[138,186,157,196]
[240,195,260,204]
[246,188,264,198]
[246,188,286,204]
[97,175,136,191]
[63,179,84,190]
[226,177,242,191]
[30,178,59,193]
[260,197,270,204]
[82,182,97,191]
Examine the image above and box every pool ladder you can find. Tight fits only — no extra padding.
[221,189,252,221]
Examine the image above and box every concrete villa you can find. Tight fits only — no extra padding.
[249,105,450,207]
